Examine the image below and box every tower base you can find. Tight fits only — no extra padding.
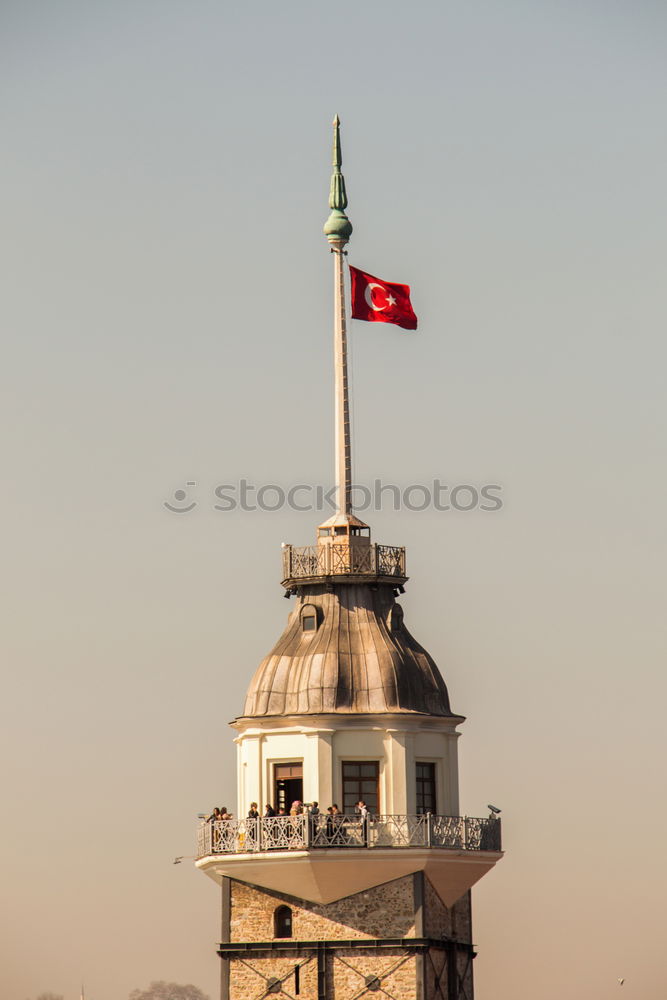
[219,873,476,999]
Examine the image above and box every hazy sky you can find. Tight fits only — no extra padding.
[2,1,666,998]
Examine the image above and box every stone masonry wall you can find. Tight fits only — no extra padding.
[422,879,474,1000]
[228,947,418,1000]
[228,876,418,999]
[229,954,319,1000]
[423,878,472,941]
[226,875,475,999]
[330,950,417,999]
[230,875,417,942]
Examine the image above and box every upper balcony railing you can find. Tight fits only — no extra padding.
[282,543,406,582]
[196,814,501,858]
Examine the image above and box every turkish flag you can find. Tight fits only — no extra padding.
[349,265,418,331]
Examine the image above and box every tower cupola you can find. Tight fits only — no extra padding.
[242,581,453,718]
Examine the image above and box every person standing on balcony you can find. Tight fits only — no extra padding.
[308,801,320,841]
[287,801,302,846]
[246,802,260,850]
[264,803,276,817]
[357,800,369,846]
[206,807,222,849]
[330,804,343,843]
[325,806,335,842]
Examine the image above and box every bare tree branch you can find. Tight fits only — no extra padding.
[128,982,210,1000]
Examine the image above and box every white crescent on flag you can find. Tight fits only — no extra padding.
[364,282,387,310]
[364,282,397,311]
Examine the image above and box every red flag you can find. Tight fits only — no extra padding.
[349,265,418,331]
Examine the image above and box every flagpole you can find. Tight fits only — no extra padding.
[324,115,353,518]
[333,244,351,516]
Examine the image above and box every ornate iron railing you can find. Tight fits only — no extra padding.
[282,543,406,581]
[196,814,501,858]
[309,815,366,848]
[376,544,405,576]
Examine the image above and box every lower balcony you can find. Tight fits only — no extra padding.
[195,814,502,907]
[197,813,500,856]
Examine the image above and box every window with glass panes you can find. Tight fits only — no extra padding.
[341,761,379,814]
[416,762,436,814]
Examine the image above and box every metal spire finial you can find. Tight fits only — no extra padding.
[324,115,352,243]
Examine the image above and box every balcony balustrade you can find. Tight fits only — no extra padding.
[281,543,406,582]
[196,813,501,858]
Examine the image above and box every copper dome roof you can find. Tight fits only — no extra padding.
[241,584,453,718]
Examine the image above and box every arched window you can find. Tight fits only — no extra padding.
[300,603,318,633]
[274,904,293,938]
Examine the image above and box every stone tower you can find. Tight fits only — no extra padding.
[195,118,503,1000]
